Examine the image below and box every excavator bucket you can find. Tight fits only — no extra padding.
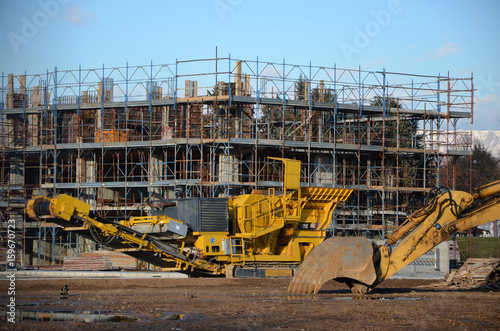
[288,237,377,295]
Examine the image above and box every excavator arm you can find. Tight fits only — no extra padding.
[289,180,500,295]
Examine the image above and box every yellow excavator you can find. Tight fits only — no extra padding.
[27,158,352,277]
[288,180,500,294]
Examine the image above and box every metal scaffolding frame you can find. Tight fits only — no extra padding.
[0,56,473,265]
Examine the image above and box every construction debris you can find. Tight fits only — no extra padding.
[446,258,500,290]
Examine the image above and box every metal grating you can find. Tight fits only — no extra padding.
[200,199,229,232]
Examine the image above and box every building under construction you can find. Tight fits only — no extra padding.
[0,56,474,266]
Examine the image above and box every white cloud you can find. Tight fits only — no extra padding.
[471,96,500,131]
[64,6,97,26]
[476,94,499,105]
[433,43,462,59]
[366,57,386,68]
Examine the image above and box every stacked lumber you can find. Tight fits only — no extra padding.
[87,251,138,270]
[446,258,500,290]
[63,255,113,271]
[62,251,138,271]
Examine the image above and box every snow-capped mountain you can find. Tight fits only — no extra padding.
[420,130,500,158]
[478,220,500,237]
[472,130,500,158]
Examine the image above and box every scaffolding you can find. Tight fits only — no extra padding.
[0,56,474,266]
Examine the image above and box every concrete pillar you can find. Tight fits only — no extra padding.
[78,235,96,254]
[20,75,26,95]
[34,239,50,265]
[319,80,325,102]
[367,159,371,188]
[182,80,198,98]
[98,82,102,101]
[235,61,242,96]
[149,153,163,182]
[192,81,198,97]
[436,241,450,273]
[32,86,40,107]
[95,85,104,142]
[218,81,226,96]
[149,153,163,198]
[97,81,111,102]
[96,107,102,134]
[29,113,40,146]
[219,154,238,183]
[81,154,97,254]
[6,117,13,147]
[82,91,89,103]
[33,240,40,265]
[19,75,28,110]
[84,155,96,206]
[9,157,24,187]
[161,106,168,140]
[167,188,175,199]
[43,86,49,106]
[76,155,84,183]
[313,154,334,184]
[244,74,250,96]
[184,80,190,98]
[7,73,14,108]
[29,84,40,146]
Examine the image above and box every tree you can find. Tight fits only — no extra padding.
[459,143,500,190]
[370,96,422,149]
[295,74,306,101]
[311,86,334,102]
[470,143,500,187]
[371,95,399,108]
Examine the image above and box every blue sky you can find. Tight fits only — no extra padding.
[1,0,499,130]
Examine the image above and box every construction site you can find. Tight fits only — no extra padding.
[0,56,475,267]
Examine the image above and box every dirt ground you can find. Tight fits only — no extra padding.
[1,277,499,330]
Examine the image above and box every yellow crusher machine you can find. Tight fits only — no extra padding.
[27,158,353,277]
